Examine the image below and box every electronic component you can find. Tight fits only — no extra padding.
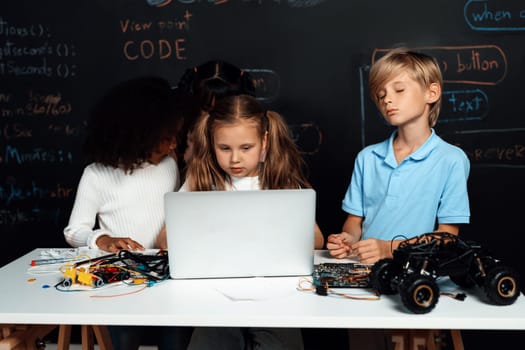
[312,263,372,288]
[57,249,169,290]
[370,232,521,314]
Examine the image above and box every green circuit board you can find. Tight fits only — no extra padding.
[312,263,372,288]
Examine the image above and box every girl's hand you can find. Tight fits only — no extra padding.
[326,232,354,258]
[96,235,145,253]
[156,225,168,250]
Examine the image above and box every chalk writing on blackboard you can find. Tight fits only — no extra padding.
[0,207,63,226]
[0,17,45,38]
[1,146,74,165]
[123,39,187,61]
[372,45,508,86]
[0,178,74,205]
[145,0,326,8]
[0,17,78,78]
[1,89,79,140]
[120,11,192,33]
[0,175,74,226]
[2,121,81,140]
[441,89,489,123]
[2,123,32,139]
[445,129,525,168]
[1,90,72,116]
[244,0,327,7]
[464,0,525,31]
[244,68,280,102]
[146,0,174,7]
[119,9,192,61]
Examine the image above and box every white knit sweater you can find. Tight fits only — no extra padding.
[64,156,180,249]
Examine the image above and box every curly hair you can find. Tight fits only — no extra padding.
[185,94,311,191]
[83,76,188,173]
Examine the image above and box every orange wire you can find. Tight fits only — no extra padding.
[90,284,148,298]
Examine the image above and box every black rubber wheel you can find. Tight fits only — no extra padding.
[62,277,72,288]
[94,278,105,288]
[483,265,520,305]
[370,258,400,295]
[399,274,439,314]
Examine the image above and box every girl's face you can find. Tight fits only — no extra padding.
[376,71,437,128]
[150,135,177,164]
[213,119,267,178]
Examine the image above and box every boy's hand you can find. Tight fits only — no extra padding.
[96,235,145,253]
[326,232,355,258]
[350,238,392,265]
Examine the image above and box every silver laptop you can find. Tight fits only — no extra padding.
[164,189,316,279]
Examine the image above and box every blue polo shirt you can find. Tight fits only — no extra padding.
[342,129,470,240]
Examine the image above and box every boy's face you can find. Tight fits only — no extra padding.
[213,119,267,178]
[375,71,438,128]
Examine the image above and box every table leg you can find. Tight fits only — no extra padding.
[81,325,95,350]
[56,325,72,350]
[450,330,464,350]
[92,326,113,350]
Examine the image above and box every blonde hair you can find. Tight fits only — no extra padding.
[369,48,443,127]
[185,94,311,191]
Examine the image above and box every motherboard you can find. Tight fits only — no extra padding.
[312,263,372,288]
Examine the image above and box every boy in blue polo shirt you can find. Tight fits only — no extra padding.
[327,48,470,265]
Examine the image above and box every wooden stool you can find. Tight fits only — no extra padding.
[57,325,113,350]
[0,324,57,350]
[391,329,464,350]
[0,324,113,350]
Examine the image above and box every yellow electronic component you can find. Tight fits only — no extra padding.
[77,270,95,286]
[63,267,77,281]
[132,278,148,284]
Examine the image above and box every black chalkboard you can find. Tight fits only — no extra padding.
[1,3,524,344]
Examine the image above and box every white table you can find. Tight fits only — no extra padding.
[1,249,525,331]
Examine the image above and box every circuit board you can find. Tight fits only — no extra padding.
[312,263,372,288]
